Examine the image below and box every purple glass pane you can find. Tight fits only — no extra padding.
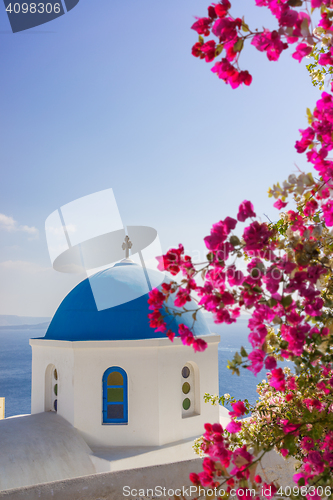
[107,404,123,419]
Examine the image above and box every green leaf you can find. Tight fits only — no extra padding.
[234,352,242,364]
[215,44,223,56]
[268,298,277,307]
[230,235,240,246]
[240,346,248,357]
[281,295,293,307]
[233,39,244,52]
[207,252,214,262]
[241,22,249,32]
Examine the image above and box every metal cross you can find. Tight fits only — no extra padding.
[122,235,132,259]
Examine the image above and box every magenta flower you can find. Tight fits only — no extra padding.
[215,1,231,18]
[156,244,184,275]
[192,338,208,352]
[226,420,242,433]
[198,470,214,487]
[243,221,272,251]
[265,356,277,370]
[178,324,194,346]
[201,40,216,62]
[229,401,247,418]
[237,200,256,222]
[204,217,236,251]
[269,367,286,392]
[273,198,288,210]
[322,200,333,226]
[174,287,191,307]
[191,17,212,36]
[248,349,265,375]
[286,376,297,390]
[148,288,166,310]
[148,310,166,333]
[292,43,312,63]
[319,49,333,66]
[227,266,244,286]
[189,472,200,485]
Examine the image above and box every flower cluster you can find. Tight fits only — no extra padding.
[146,1,333,496]
[191,0,333,88]
[147,93,333,497]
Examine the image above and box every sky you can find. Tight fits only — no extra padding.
[0,0,324,317]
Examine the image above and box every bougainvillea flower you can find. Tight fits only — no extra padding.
[226,420,242,433]
[269,367,286,392]
[237,200,256,222]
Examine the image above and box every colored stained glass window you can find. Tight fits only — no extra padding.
[54,399,58,412]
[183,398,191,410]
[103,367,128,424]
[54,384,58,396]
[182,366,190,378]
[107,371,123,386]
[182,382,190,394]
[54,369,58,380]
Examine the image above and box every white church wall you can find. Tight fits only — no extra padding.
[30,336,220,449]
[71,341,161,447]
[30,340,75,425]
[157,336,220,445]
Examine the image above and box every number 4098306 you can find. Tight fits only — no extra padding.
[6,3,61,14]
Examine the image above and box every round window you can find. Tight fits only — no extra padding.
[182,366,190,378]
[183,398,191,410]
[182,382,190,394]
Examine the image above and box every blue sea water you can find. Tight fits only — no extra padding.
[0,319,291,418]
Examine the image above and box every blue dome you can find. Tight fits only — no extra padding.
[44,261,210,341]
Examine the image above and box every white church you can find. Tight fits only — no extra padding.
[0,252,223,492]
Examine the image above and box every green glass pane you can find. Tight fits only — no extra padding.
[182,366,190,378]
[183,398,191,410]
[107,388,123,403]
[54,384,58,396]
[107,371,123,386]
[182,382,190,394]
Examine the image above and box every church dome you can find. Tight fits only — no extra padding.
[44,261,210,341]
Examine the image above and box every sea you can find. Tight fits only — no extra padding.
[0,318,292,418]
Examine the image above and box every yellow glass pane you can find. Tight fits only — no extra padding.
[107,388,123,403]
[182,382,190,394]
[107,371,123,386]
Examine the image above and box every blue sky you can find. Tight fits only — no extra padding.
[0,0,323,316]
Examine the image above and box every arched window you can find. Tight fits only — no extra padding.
[45,364,58,413]
[102,367,128,424]
[181,362,200,418]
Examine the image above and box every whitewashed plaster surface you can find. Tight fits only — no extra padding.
[30,335,220,448]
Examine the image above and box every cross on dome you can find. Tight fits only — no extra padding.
[122,235,132,259]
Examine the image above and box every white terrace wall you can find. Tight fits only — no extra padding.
[0,453,297,500]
